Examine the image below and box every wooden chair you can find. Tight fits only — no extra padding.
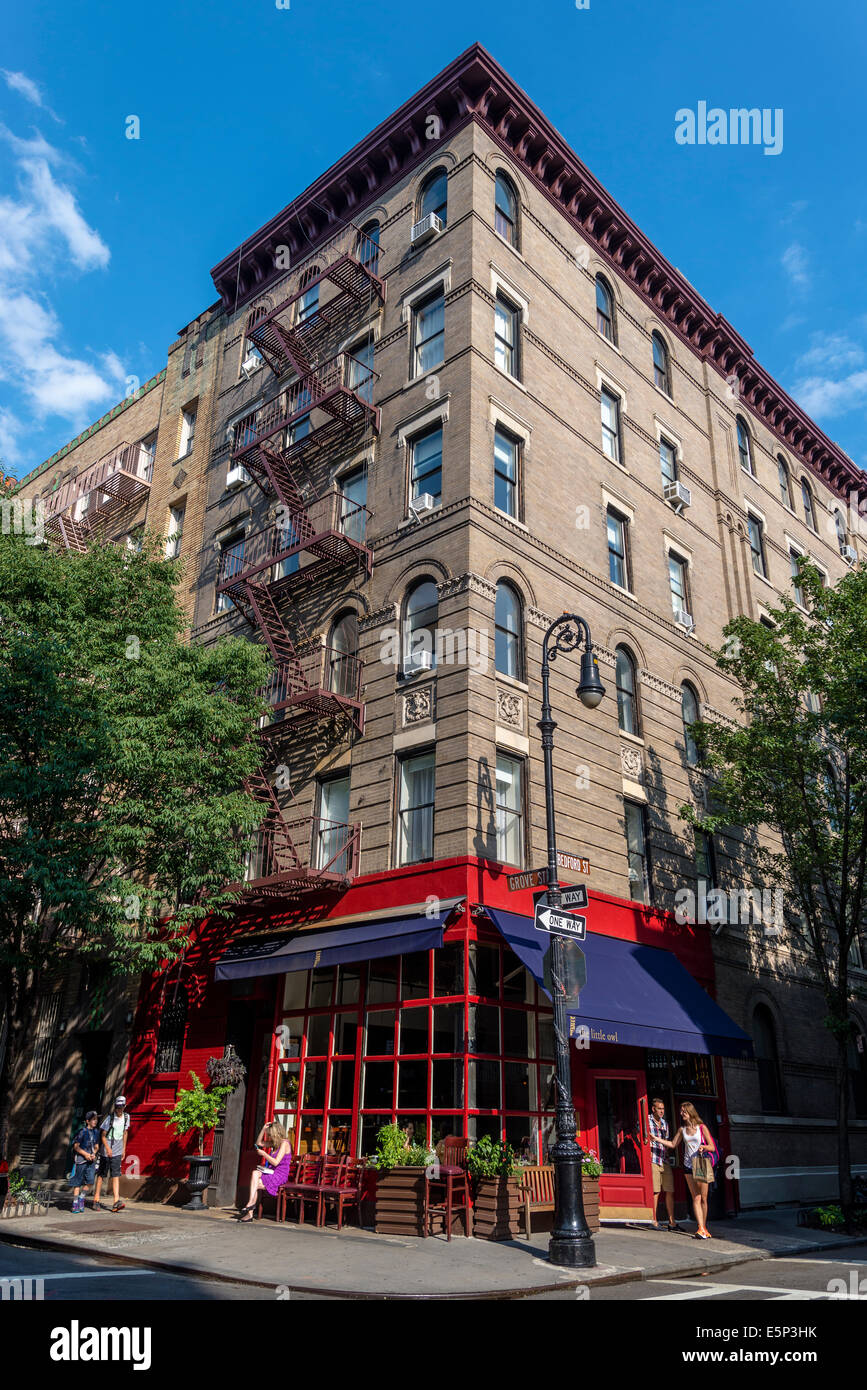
[278,1154,321,1224]
[521,1163,555,1235]
[424,1135,471,1240]
[317,1157,366,1229]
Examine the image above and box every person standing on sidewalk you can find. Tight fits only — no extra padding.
[93,1096,130,1212]
[654,1101,717,1239]
[70,1111,100,1213]
[648,1098,679,1231]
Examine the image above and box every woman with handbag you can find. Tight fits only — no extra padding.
[238,1121,293,1222]
[653,1101,717,1240]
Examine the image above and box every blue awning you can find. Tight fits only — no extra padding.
[485,907,753,1060]
[215,911,449,982]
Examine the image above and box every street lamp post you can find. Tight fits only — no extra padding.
[539,612,605,1268]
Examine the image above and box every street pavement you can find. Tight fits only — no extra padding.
[1,1200,863,1300]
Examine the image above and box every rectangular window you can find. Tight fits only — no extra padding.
[493,427,519,517]
[695,829,716,888]
[410,426,442,505]
[232,412,257,453]
[179,407,196,459]
[659,438,678,486]
[747,514,766,578]
[30,993,61,1085]
[348,336,375,405]
[413,292,445,376]
[317,776,351,875]
[397,751,435,866]
[138,434,157,479]
[607,508,629,590]
[165,504,185,559]
[600,388,621,463]
[494,295,519,377]
[126,525,144,554]
[668,552,689,616]
[339,467,368,544]
[216,532,245,612]
[297,281,319,324]
[495,754,524,867]
[625,802,651,904]
[789,548,805,608]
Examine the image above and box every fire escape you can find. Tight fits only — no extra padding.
[43,443,153,552]
[220,221,385,900]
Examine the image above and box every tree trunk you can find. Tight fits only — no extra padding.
[0,969,29,1166]
[837,1033,854,1226]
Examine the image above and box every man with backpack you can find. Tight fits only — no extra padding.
[93,1096,129,1212]
[69,1111,100,1213]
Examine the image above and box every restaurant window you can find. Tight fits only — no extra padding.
[624,801,651,904]
[271,941,553,1162]
[752,1004,785,1114]
[615,644,639,736]
[154,986,188,1075]
[396,750,436,865]
[495,581,523,680]
[494,171,519,246]
[495,753,524,867]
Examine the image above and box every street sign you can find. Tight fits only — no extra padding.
[557,852,591,875]
[506,867,551,892]
[534,903,587,940]
[534,883,588,912]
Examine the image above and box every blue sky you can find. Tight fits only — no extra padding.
[2,0,866,478]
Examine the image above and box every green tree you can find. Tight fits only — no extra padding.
[0,532,271,1162]
[684,561,867,1221]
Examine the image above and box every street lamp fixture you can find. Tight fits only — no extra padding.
[538,612,605,1268]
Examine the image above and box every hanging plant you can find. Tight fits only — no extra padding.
[206,1046,246,1090]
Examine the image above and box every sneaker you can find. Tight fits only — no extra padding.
[111,1201,126,1212]
[71,1198,80,1213]
[92,1201,105,1211]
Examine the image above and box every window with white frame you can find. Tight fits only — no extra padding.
[412,290,445,376]
[397,750,436,865]
[494,294,520,377]
[624,802,651,904]
[296,268,320,324]
[410,425,442,506]
[216,530,245,612]
[493,426,519,517]
[179,407,197,459]
[606,507,630,589]
[317,775,352,875]
[165,504,185,559]
[495,754,524,867]
[789,547,806,607]
[347,335,375,404]
[659,437,678,487]
[138,434,157,479]
[736,417,753,476]
[600,388,622,463]
[747,513,767,578]
[668,551,690,617]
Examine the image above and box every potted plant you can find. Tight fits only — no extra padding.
[369,1123,435,1236]
[163,1072,232,1210]
[580,1148,603,1233]
[467,1136,523,1240]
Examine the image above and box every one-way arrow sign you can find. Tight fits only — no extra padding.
[534,903,587,940]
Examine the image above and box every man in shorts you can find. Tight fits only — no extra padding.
[93,1096,129,1212]
[649,1097,679,1230]
[70,1111,100,1213]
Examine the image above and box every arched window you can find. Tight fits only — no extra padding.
[494,171,518,247]
[615,645,639,736]
[154,986,188,1075]
[834,509,848,553]
[778,456,793,509]
[329,611,358,697]
[418,168,448,227]
[596,275,615,343]
[681,682,700,765]
[752,1004,785,1114]
[403,580,438,674]
[652,333,671,395]
[495,582,523,680]
[736,417,753,475]
[801,478,817,531]
[357,221,380,272]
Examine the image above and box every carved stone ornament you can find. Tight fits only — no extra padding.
[403,685,434,725]
[497,689,524,729]
[620,745,643,781]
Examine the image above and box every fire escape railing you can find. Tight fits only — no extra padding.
[215,487,372,599]
[260,645,364,734]
[233,353,380,471]
[43,442,153,551]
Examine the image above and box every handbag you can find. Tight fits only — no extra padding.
[700,1124,719,1169]
[691,1150,715,1183]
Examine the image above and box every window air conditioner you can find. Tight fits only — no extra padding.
[663,480,692,510]
[412,493,437,514]
[841,543,858,564]
[406,650,434,674]
[226,464,251,490]
[673,608,695,632]
[241,353,261,378]
[410,213,443,247]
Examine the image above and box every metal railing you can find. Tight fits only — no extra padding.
[261,645,363,718]
[216,487,371,590]
[232,353,379,458]
[44,443,153,520]
[245,815,361,886]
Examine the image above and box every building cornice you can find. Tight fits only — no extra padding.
[211,43,865,507]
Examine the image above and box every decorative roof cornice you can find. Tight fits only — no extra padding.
[211,43,865,506]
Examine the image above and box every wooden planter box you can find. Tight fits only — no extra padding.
[0,1201,48,1220]
[582,1175,600,1233]
[372,1166,426,1236]
[473,1175,523,1240]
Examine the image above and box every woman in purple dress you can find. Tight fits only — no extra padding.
[239,1122,293,1221]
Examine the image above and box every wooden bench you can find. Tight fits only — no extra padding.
[520,1163,555,1236]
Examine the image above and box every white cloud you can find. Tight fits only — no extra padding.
[781,241,810,291]
[792,370,867,420]
[2,69,62,123]
[796,332,865,374]
[0,113,123,465]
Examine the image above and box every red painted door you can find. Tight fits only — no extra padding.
[587,1070,653,1214]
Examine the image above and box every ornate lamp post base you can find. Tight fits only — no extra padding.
[549,1141,595,1267]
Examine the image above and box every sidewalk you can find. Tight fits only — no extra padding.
[1,1201,861,1298]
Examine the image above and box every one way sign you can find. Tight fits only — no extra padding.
[533,884,589,912]
[534,903,587,940]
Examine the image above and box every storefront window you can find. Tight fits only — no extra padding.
[271,939,557,1159]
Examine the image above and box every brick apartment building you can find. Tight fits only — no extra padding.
[12,44,867,1214]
